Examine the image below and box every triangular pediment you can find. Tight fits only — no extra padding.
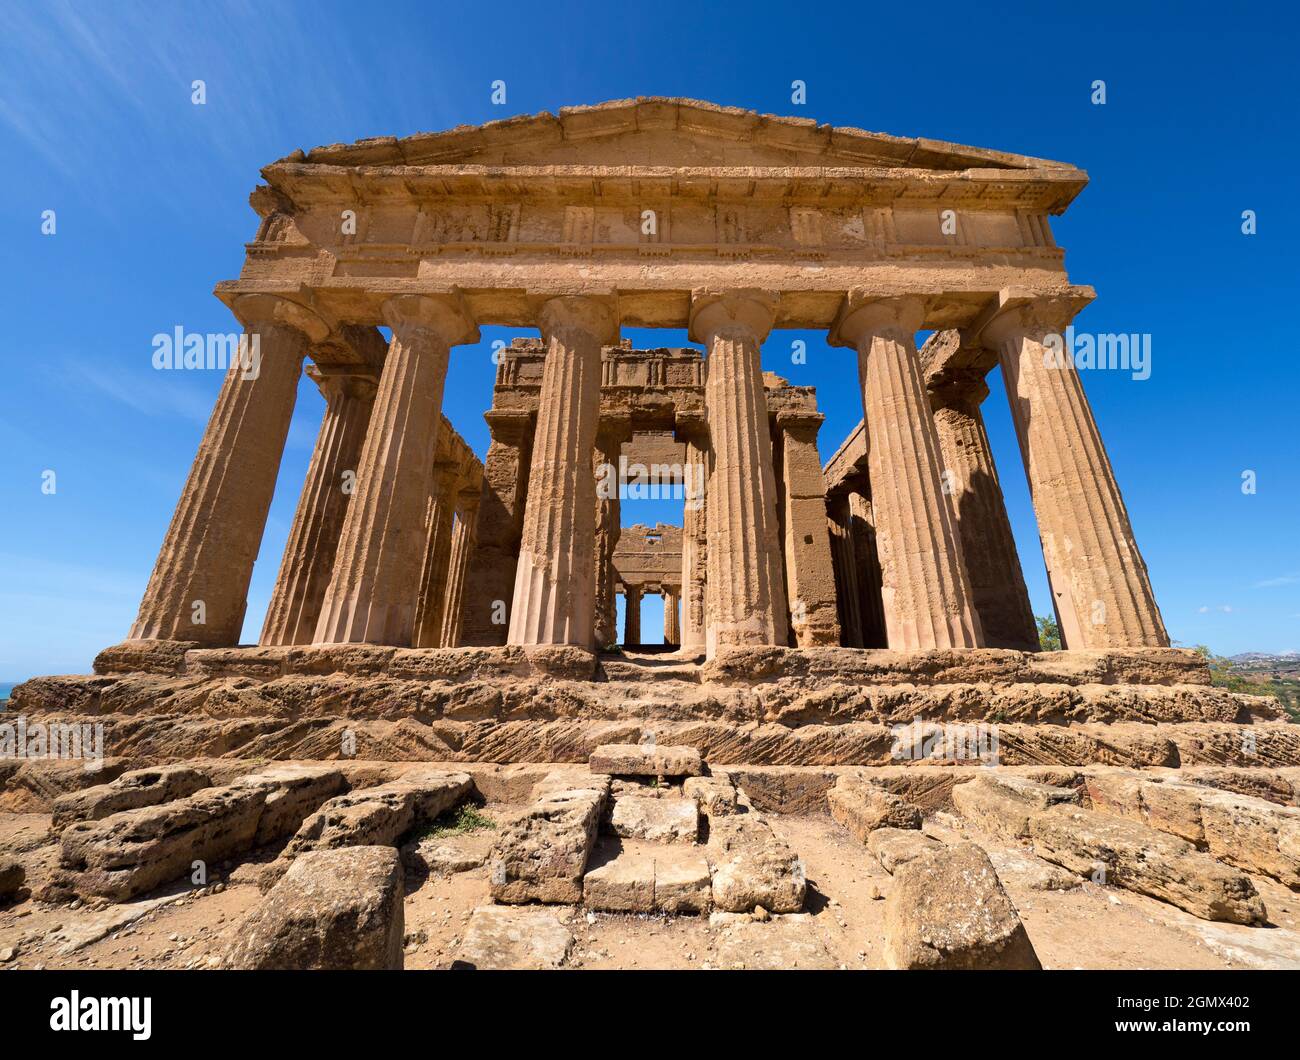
[277,98,1077,175]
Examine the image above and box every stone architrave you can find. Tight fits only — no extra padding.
[829,294,981,651]
[689,289,788,654]
[314,291,478,646]
[507,296,618,647]
[981,294,1168,649]
[130,294,329,646]
[261,368,378,646]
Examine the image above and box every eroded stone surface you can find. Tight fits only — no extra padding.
[225,846,404,970]
[51,766,211,832]
[490,775,608,904]
[883,843,1041,969]
[708,815,805,914]
[828,776,922,841]
[457,905,573,969]
[609,795,699,843]
[866,827,943,874]
[589,744,703,777]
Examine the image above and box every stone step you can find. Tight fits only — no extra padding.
[598,659,702,683]
[607,792,700,843]
[582,840,711,914]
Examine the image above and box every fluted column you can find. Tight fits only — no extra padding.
[260,368,377,646]
[663,589,681,646]
[848,492,888,648]
[440,492,478,648]
[829,294,981,650]
[623,585,642,647]
[778,413,841,647]
[982,296,1168,648]
[507,296,617,647]
[593,417,630,650]
[412,470,456,648]
[129,294,328,645]
[827,494,864,647]
[929,370,1039,651]
[679,428,709,655]
[314,292,477,645]
[461,410,533,646]
[689,289,788,655]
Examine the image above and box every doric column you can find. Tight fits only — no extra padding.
[848,492,889,648]
[260,367,377,646]
[314,291,477,645]
[411,469,457,648]
[460,410,533,646]
[129,294,328,645]
[981,296,1168,648]
[826,493,864,647]
[829,294,981,651]
[777,412,841,647]
[689,289,788,654]
[678,426,710,655]
[929,370,1039,651]
[623,585,642,647]
[508,296,618,647]
[440,492,478,648]
[593,416,630,650]
[663,589,681,645]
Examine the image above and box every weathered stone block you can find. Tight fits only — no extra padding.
[0,856,25,900]
[653,850,712,914]
[708,815,804,914]
[457,905,573,969]
[883,843,1041,969]
[1029,805,1267,924]
[683,775,738,817]
[51,765,212,831]
[490,776,608,904]
[225,846,404,970]
[953,773,1078,840]
[584,851,655,912]
[609,795,699,843]
[866,827,943,874]
[828,776,922,842]
[589,744,702,777]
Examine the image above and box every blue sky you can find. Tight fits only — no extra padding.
[1,0,1297,678]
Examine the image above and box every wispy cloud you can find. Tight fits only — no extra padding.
[1198,605,1234,614]
[1255,573,1300,589]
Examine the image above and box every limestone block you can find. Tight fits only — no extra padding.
[866,827,943,874]
[708,815,805,914]
[984,847,1081,892]
[952,773,1079,840]
[653,850,712,914]
[0,856,25,900]
[828,776,922,842]
[589,744,703,777]
[51,765,212,832]
[232,765,348,846]
[225,847,404,970]
[609,795,699,843]
[1029,805,1266,924]
[490,777,608,904]
[883,843,1041,969]
[457,905,573,969]
[59,784,269,901]
[683,775,738,817]
[276,770,470,866]
[584,852,655,913]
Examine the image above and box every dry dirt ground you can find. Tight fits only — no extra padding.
[3,807,1299,971]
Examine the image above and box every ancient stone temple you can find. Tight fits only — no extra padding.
[14,98,1289,768]
[9,101,1297,973]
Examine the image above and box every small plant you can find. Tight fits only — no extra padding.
[1036,615,1062,652]
[423,803,495,838]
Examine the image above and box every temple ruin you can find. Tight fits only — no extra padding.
[6,101,1297,973]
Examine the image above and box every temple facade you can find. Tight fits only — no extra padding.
[121,98,1168,662]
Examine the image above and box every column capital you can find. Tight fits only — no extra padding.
[828,293,925,349]
[928,367,990,412]
[306,364,379,403]
[688,288,778,345]
[381,290,479,347]
[970,287,1094,349]
[536,294,619,345]
[230,292,331,343]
